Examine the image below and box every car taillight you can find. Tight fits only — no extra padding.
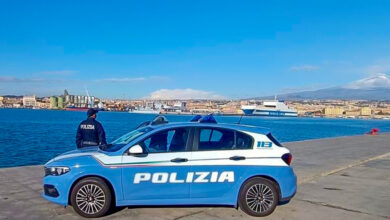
[282,153,292,165]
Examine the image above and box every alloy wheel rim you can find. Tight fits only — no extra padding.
[245,183,274,213]
[76,184,106,215]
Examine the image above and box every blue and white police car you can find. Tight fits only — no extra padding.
[43,115,296,218]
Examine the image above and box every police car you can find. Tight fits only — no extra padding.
[43,115,296,218]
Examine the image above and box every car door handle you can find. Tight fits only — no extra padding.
[229,156,246,161]
[170,158,188,163]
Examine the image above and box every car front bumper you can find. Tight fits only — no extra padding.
[42,175,72,206]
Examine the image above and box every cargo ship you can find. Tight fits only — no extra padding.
[241,100,298,117]
[65,106,105,112]
[62,88,104,112]
[65,106,89,112]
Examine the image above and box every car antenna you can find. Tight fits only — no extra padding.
[237,115,243,124]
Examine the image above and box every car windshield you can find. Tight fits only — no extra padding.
[111,127,154,145]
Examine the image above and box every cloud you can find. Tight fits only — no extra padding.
[344,73,390,89]
[40,70,77,76]
[95,77,147,83]
[95,76,169,83]
[290,65,319,72]
[0,76,62,83]
[0,75,82,89]
[0,75,76,96]
[149,88,225,100]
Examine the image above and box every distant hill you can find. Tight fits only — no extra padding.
[259,87,390,100]
[2,95,23,98]
[257,74,390,101]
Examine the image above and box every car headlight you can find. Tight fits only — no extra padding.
[44,166,70,176]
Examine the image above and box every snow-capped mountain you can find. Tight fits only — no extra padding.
[344,73,390,89]
[258,74,390,100]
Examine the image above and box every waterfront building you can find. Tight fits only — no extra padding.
[50,96,58,109]
[12,103,22,108]
[360,107,372,116]
[344,110,360,117]
[297,110,307,116]
[22,95,37,108]
[379,108,390,115]
[323,107,344,116]
[1,97,22,108]
[221,105,240,114]
[190,108,220,114]
[36,101,50,109]
[57,97,65,109]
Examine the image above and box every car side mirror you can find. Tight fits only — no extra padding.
[128,144,145,156]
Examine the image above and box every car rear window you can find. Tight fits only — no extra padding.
[235,131,253,149]
[266,133,283,147]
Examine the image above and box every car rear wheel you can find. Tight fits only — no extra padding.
[70,177,112,218]
[238,177,279,217]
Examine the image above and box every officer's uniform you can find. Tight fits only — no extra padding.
[76,109,107,148]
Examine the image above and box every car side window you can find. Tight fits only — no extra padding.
[210,130,223,142]
[140,128,189,153]
[198,128,253,151]
[200,129,212,142]
[198,128,235,151]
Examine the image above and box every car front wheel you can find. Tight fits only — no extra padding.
[70,177,112,218]
[238,177,279,217]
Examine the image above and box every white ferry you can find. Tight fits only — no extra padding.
[129,107,161,114]
[241,100,298,117]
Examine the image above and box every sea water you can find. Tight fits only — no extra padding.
[1,108,390,168]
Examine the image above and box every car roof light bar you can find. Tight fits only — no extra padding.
[151,115,169,125]
[136,121,151,129]
[199,114,217,124]
[190,115,202,122]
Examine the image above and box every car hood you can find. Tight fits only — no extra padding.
[60,146,100,156]
[45,146,103,165]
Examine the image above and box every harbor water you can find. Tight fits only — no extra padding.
[1,108,390,168]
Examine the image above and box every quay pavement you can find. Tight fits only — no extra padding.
[0,133,389,219]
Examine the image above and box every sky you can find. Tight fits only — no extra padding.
[1,0,390,99]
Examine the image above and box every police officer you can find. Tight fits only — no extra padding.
[76,108,107,148]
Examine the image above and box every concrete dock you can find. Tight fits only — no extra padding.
[0,133,389,220]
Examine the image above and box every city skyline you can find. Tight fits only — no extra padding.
[1,1,390,99]
[1,73,390,101]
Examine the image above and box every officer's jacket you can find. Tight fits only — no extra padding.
[76,118,107,148]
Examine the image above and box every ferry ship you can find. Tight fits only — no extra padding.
[129,107,161,114]
[241,100,298,117]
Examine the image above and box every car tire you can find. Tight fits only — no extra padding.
[238,177,279,217]
[70,177,112,218]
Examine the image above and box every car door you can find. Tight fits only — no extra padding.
[189,127,254,202]
[121,127,193,202]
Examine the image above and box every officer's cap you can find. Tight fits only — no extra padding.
[87,108,98,117]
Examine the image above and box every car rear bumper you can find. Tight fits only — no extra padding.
[278,168,297,202]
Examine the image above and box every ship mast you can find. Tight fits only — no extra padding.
[85,87,93,108]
